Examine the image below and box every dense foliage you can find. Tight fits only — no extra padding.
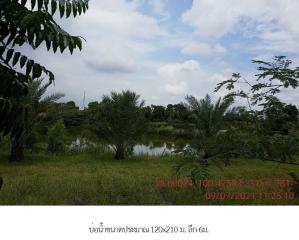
[0,0,89,161]
[9,78,64,161]
[90,90,146,160]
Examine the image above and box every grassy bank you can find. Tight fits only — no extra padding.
[0,151,299,205]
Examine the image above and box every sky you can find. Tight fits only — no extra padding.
[23,0,299,107]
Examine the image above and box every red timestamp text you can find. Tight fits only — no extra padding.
[205,192,295,201]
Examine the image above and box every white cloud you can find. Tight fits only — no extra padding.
[182,0,273,37]
[182,0,299,53]
[181,42,212,55]
[16,0,299,107]
[20,0,168,107]
[214,44,226,54]
[157,60,231,99]
[181,42,226,55]
[148,0,170,20]
[158,60,201,95]
[158,60,201,78]
[164,82,187,95]
[64,0,165,74]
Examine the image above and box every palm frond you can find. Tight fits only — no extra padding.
[40,93,65,104]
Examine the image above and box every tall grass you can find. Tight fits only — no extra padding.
[0,151,298,205]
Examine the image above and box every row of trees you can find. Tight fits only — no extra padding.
[1,57,298,162]
[143,104,190,123]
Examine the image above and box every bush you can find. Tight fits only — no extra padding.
[156,125,174,135]
[262,134,299,162]
[174,146,209,185]
[0,135,10,151]
[47,120,67,154]
[31,142,48,153]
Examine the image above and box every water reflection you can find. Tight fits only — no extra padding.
[133,137,191,156]
[69,137,193,156]
[133,143,176,156]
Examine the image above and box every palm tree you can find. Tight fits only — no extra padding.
[10,78,64,162]
[185,94,234,159]
[185,94,234,137]
[93,90,146,160]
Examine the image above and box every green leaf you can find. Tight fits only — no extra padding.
[52,36,58,53]
[59,0,65,17]
[68,37,74,54]
[0,46,5,56]
[6,49,14,63]
[59,36,66,53]
[20,56,27,68]
[35,32,44,48]
[31,0,36,9]
[66,1,72,18]
[49,71,55,82]
[82,1,87,13]
[45,38,51,51]
[0,26,9,42]
[46,33,54,51]
[32,63,42,78]
[26,60,34,75]
[37,0,43,10]
[63,35,69,47]
[27,28,35,45]
[77,1,82,15]
[12,52,21,66]
[51,0,57,15]
[44,0,49,11]
[6,29,17,46]
[72,3,77,17]
[74,37,82,51]
[12,35,26,47]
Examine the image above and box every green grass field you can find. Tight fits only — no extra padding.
[0,151,299,205]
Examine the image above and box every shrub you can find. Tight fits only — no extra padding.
[47,120,66,154]
[262,134,299,162]
[174,146,209,186]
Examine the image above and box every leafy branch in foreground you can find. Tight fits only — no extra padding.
[215,56,299,164]
[0,0,89,161]
[215,56,299,110]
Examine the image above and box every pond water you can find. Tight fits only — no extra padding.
[133,143,176,156]
[132,137,193,156]
[69,137,193,156]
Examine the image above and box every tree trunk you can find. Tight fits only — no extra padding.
[10,107,26,162]
[115,145,125,160]
[10,126,25,162]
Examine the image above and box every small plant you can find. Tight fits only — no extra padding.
[47,120,66,154]
[174,146,209,187]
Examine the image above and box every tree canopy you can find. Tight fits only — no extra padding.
[0,0,89,135]
[92,90,146,160]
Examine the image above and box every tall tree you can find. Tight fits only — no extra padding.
[185,94,233,138]
[93,90,146,160]
[10,78,64,161]
[185,94,234,159]
[0,0,89,160]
